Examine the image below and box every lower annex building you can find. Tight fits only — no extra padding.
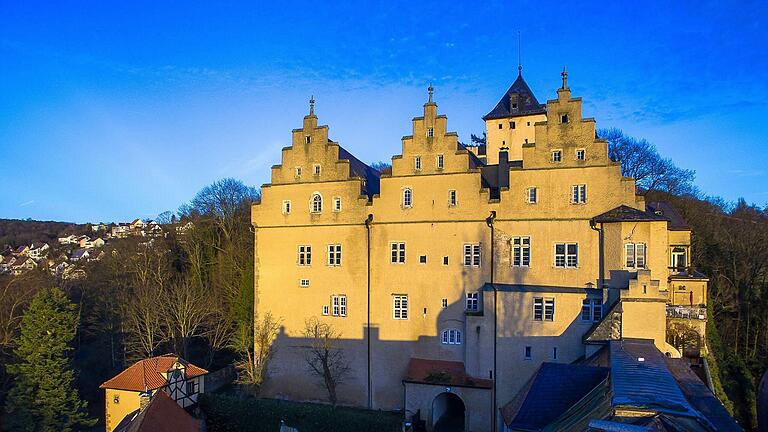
[251,70,727,431]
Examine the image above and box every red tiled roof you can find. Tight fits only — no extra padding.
[100,354,208,392]
[404,357,492,389]
[115,391,201,432]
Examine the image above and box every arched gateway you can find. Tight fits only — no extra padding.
[432,392,465,432]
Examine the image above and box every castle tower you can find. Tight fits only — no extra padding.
[483,69,547,164]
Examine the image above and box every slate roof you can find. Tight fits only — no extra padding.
[100,354,208,392]
[503,362,609,430]
[403,357,492,389]
[337,145,380,197]
[483,73,546,120]
[647,201,690,230]
[114,391,201,432]
[593,205,669,224]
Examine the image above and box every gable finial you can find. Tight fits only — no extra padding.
[561,67,568,89]
[309,95,315,116]
[518,30,522,75]
[428,83,434,103]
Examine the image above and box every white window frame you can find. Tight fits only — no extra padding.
[332,295,347,317]
[554,243,578,268]
[427,128,434,138]
[436,154,444,170]
[390,242,406,264]
[310,193,323,213]
[402,188,413,208]
[671,247,687,271]
[526,187,538,204]
[393,295,408,320]
[576,148,586,161]
[512,236,531,267]
[581,298,602,322]
[414,156,421,171]
[571,184,587,204]
[322,305,329,316]
[533,297,555,321]
[448,190,457,207]
[333,197,342,212]
[463,243,481,268]
[298,245,312,266]
[313,164,321,176]
[552,150,562,163]
[465,292,479,312]
[300,278,310,287]
[282,200,291,215]
[295,166,302,177]
[327,244,342,266]
[441,298,448,308]
[441,329,462,345]
[625,243,646,269]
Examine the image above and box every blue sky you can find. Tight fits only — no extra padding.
[1,1,766,223]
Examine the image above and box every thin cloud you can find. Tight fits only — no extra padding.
[19,200,35,207]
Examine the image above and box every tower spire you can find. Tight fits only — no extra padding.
[561,67,568,89]
[309,95,315,116]
[518,30,522,75]
[428,83,434,104]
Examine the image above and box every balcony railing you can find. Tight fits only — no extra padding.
[666,305,707,320]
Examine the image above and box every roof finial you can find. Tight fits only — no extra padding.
[561,67,568,89]
[428,83,434,103]
[309,95,315,116]
[517,30,522,75]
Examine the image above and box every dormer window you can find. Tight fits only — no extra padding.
[305,136,311,144]
[314,164,321,176]
[560,114,569,124]
[415,156,421,171]
[427,128,434,138]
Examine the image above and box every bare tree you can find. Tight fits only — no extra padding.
[302,317,351,406]
[163,278,211,359]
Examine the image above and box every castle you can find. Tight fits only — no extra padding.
[251,70,721,431]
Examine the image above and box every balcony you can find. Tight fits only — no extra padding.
[666,305,706,320]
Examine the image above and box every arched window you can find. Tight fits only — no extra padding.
[310,193,323,213]
[441,329,462,345]
[403,188,413,208]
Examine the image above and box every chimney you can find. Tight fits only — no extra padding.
[498,147,510,189]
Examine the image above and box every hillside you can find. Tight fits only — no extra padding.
[0,219,90,249]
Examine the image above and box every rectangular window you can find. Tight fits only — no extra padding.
[498,123,503,129]
[332,295,347,317]
[554,243,578,268]
[448,190,457,207]
[463,243,481,267]
[327,244,342,266]
[415,156,421,170]
[393,295,408,320]
[581,299,603,322]
[333,197,342,212]
[466,292,479,312]
[186,381,197,395]
[300,279,310,287]
[525,346,532,360]
[576,149,586,160]
[552,150,562,162]
[314,164,321,175]
[571,185,587,204]
[553,347,558,360]
[533,297,555,321]
[419,255,427,264]
[510,121,516,129]
[305,136,311,144]
[512,236,531,267]
[437,154,444,169]
[625,243,646,269]
[526,187,538,204]
[441,298,448,308]
[561,114,569,124]
[298,245,312,266]
[391,242,406,264]
[295,167,302,177]
[427,128,434,138]
[322,305,329,316]
[282,200,291,214]
[443,256,449,266]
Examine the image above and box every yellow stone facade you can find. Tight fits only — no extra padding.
[252,72,707,431]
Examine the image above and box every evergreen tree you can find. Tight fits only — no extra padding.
[3,287,94,432]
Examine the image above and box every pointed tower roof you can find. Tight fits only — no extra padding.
[483,73,546,120]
